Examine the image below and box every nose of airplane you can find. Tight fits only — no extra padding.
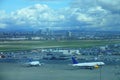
[94,65,99,69]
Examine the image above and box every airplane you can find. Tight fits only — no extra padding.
[71,57,105,69]
[25,61,42,67]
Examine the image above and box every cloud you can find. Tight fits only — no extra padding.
[0,4,65,30]
[0,2,120,31]
[14,4,65,26]
[98,0,120,13]
[69,0,120,30]
[0,11,9,28]
[0,23,7,28]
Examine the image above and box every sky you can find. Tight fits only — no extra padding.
[0,0,120,31]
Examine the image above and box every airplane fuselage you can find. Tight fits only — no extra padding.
[72,62,105,69]
[27,61,41,66]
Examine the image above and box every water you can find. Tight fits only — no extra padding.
[0,62,119,80]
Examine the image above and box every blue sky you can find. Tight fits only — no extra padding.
[0,0,120,31]
[0,0,71,13]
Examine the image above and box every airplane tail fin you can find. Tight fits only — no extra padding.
[72,57,78,64]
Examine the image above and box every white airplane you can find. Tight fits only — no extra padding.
[71,57,105,69]
[26,61,42,67]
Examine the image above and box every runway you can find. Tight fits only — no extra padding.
[0,62,119,80]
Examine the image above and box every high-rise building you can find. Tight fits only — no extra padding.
[67,31,72,37]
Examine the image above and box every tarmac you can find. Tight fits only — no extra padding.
[0,62,120,80]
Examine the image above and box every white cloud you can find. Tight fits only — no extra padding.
[98,0,120,13]
[0,23,7,28]
[0,2,120,31]
[2,4,65,29]
[77,14,93,22]
[88,6,107,13]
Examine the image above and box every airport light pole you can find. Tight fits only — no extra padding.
[100,66,102,80]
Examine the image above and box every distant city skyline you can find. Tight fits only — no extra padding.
[0,0,120,31]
